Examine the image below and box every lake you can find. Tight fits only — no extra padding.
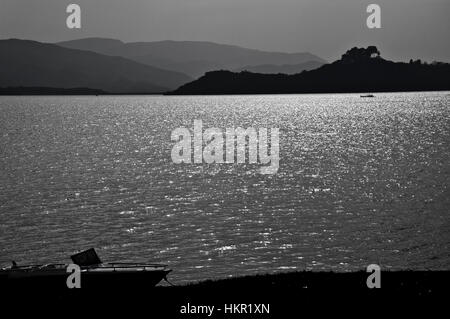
[0,92,449,284]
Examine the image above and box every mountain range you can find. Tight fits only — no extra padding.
[0,38,326,94]
[3,39,447,96]
[169,47,450,95]
[57,38,326,78]
[0,39,191,93]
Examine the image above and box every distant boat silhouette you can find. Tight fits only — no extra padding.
[360,94,375,98]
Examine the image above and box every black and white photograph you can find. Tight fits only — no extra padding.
[0,0,449,316]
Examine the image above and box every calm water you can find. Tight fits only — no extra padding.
[0,92,449,283]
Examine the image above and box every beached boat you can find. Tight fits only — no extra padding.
[0,248,171,291]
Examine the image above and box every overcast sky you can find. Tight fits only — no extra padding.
[1,0,449,62]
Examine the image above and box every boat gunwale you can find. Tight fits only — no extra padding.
[1,262,170,273]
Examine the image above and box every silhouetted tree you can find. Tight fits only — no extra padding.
[367,46,380,58]
[341,46,381,63]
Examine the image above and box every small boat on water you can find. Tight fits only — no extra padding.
[360,94,375,98]
[0,248,171,291]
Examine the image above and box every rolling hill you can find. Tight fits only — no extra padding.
[168,47,450,95]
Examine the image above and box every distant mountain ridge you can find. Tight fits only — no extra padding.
[0,87,106,95]
[0,39,192,93]
[57,38,326,78]
[235,61,324,74]
[168,46,450,95]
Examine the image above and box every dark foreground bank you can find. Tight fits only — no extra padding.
[3,270,448,315]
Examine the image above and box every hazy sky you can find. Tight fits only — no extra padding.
[1,0,449,62]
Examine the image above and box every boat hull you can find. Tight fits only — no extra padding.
[0,268,171,292]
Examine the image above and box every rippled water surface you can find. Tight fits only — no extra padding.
[1,92,449,283]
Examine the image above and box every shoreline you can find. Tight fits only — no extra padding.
[166,269,449,293]
[1,88,450,97]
